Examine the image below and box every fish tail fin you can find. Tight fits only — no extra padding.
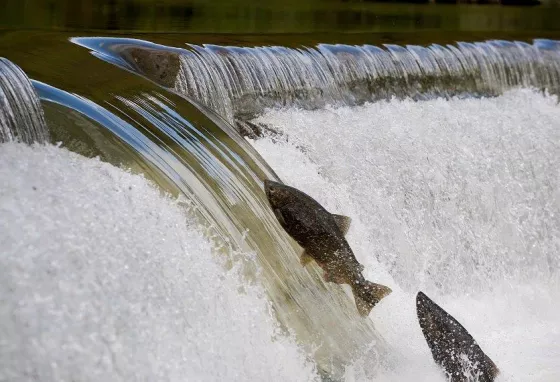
[351,281,392,317]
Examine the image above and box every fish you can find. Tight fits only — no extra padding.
[416,291,499,382]
[264,179,392,317]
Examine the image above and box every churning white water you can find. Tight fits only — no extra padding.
[2,88,559,382]
[251,89,560,381]
[0,143,317,382]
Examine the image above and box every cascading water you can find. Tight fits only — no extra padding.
[170,37,560,380]
[0,142,317,381]
[0,58,49,144]
[2,38,392,380]
[249,88,560,380]
[174,39,560,125]
[2,32,560,382]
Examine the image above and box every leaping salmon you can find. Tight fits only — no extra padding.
[264,179,392,317]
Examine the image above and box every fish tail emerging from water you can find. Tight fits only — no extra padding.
[351,280,392,317]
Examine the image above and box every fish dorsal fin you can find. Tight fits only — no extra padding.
[332,214,352,236]
[300,251,314,266]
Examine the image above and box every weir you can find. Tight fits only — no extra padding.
[1,32,560,380]
[174,39,560,124]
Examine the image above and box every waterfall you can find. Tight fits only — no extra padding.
[2,34,559,381]
[0,58,49,144]
[174,39,560,124]
[250,87,560,381]
[30,38,394,379]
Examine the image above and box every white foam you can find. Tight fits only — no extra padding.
[251,89,560,381]
[0,142,317,382]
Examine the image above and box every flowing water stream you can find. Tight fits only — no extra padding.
[174,39,560,124]
[0,58,49,144]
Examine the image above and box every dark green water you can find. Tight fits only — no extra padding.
[3,0,560,81]
[2,0,560,44]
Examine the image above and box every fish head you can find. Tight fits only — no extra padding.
[264,179,329,247]
[264,180,294,210]
[416,291,437,325]
[264,179,301,234]
[416,292,445,342]
[416,291,499,381]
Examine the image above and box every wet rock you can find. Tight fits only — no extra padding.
[121,47,181,88]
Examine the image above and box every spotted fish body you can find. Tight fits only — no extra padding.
[416,291,499,382]
[264,179,391,317]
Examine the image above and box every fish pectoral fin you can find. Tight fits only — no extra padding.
[300,251,314,266]
[355,295,373,317]
[331,214,352,236]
